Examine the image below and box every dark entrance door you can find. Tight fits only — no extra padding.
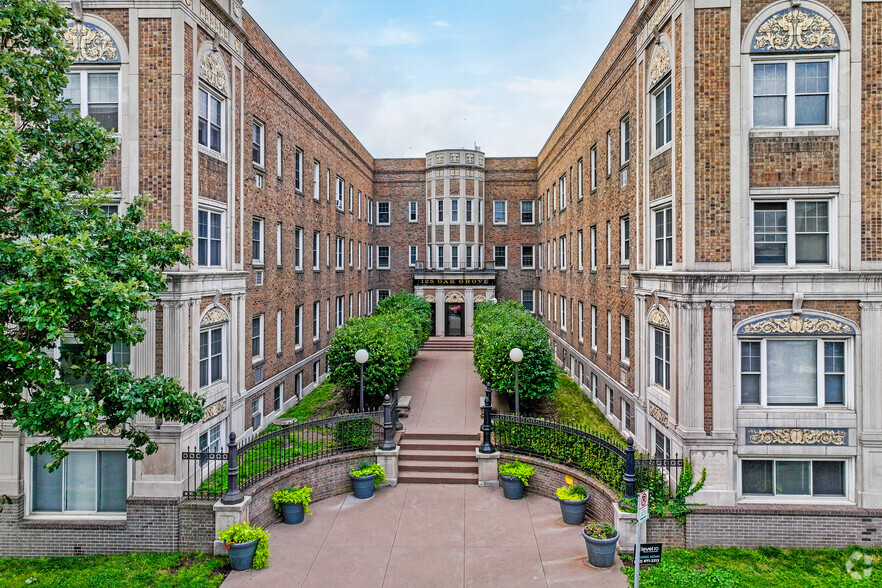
[429,303,436,337]
[445,303,464,337]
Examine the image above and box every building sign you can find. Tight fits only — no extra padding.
[414,278,495,287]
[636,543,662,565]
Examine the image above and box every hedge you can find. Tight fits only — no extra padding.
[472,300,557,408]
[327,292,427,407]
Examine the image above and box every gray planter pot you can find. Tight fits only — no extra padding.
[559,496,588,525]
[280,502,305,524]
[582,528,619,568]
[500,475,525,500]
[350,473,376,499]
[227,538,259,571]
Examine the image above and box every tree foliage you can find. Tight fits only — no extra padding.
[472,301,557,408]
[0,0,203,468]
[374,291,432,344]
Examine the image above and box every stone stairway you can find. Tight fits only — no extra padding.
[397,432,479,484]
[422,337,474,352]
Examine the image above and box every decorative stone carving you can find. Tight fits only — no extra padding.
[746,427,847,446]
[445,292,464,303]
[647,306,670,328]
[64,22,119,63]
[200,306,230,327]
[202,398,227,422]
[424,295,435,303]
[752,8,838,53]
[435,154,444,163]
[738,314,854,336]
[450,153,460,163]
[232,2,242,18]
[199,52,228,93]
[466,154,475,164]
[648,44,671,87]
[649,402,668,425]
[474,296,486,303]
[199,5,230,44]
[93,422,123,436]
[860,302,882,311]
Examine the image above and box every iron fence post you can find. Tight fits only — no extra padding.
[393,383,403,431]
[479,396,495,454]
[624,436,636,501]
[380,394,396,450]
[221,432,243,504]
[484,381,492,405]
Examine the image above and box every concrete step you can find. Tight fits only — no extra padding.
[398,471,479,484]
[398,439,477,452]
[398,448,477,462]
[398,460,478,474]
[402,432,479,442]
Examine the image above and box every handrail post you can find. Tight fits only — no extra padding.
[484,381,492,405]
[379,394,396,450]
[221,432,243,504]
[479,396,495,454]
[624,436,636,501]
[392,383,403,431]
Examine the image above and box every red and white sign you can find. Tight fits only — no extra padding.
[637,490,649,524]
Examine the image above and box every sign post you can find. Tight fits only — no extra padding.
[634,489,649,588]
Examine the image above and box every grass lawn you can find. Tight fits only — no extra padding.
[622,546,882,587]
[273,379,341,424]
[0,553,227,588]
[549,373,624,441]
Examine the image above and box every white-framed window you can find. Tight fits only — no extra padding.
[520,200,534,225]
[653,205,673,267]
[276,222,283,266]
[521,290,534,312]
[607,386,614,415]
[335,177,345,209]
[377,201,390,225]
[409,201,418,222]
[752,198,831,266]
[349,294,353,318]
[552,238,557,268]
[606,221,611,266]
[537,290,544,317]
[276,135,283,179]
[294,305,303,349]
[251,218,264,265]
[377,246,390,269]
[752,58,833,128]
[252,120,264,166]
[590,225,597,271]
[606,310,612,355]
[606,131,612,177]
[368,198,374,224]
[740,338,846,407]
[452,200,461,223]
[313,160,320,200]
[335,237,344,270]
[620,216,630,264]
[199,325,224,388]
[559,174,568,209]
[111,341,130,367]
[494,245,507,269]
[349,186,354,212]
[294,148,304,191]
[312,232,320,270]
[578,301,584,342]
[358,191,363,219]
[653,428,671,460]
[197,209,223,267]
[273,383,284,412]
[326,234,331,268]
[276,309,283,354]
[348,240,354,267]
[251,314,264,362]
[197,87,224,153]
[377,289,390,302]
[560,296,567,330]
[559,236,567,270]
[591,305,597,350]
[251,396,263,429]
[32,450,127,513]
[409,245,418,267]
[652,326,671,390]
[590,145,597,191]
[577,158,584,199]
[591,373,598,399]
[312,301,320,341]
[742,459,846,498]
[313,360,321,384]
[326,298,330,332]
[465,245,473,268]
[294,371,302,398]
[358,242,363,269]
[63,70,120,132]
[493,201,507,225]
[623,400,633,433]
[465,200,473,223]
[521,245,534,269]
[436,199,444,223]
[198,423,223,466]
[620,116,631,164]
[368,245,374,269]
[576,230,583,271]
[294,227,303,270]
[653,80,673,150]
[335,296,344,327]
[451,245,459,268]
[537,243,543,270]
[621,315,631,363]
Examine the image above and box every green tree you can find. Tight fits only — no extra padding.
[0,0,203,468]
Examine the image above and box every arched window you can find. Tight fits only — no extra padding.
[198,51,229,155]
[648,306,671,391]
[199,305,230,389]
[62,22,121,132]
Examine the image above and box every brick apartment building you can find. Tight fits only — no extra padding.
[1,0,881,555]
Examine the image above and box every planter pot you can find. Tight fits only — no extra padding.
[500,475,525,500]
[582,529,619,568]
[280,502,305,525]
[559,497,588,525]
[350,473,376,499]
[227,539,259,571]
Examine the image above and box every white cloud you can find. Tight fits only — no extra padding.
[432,20,450,27]
[374,25,420,47]
[503,75,583,109]
[345,46,370,62]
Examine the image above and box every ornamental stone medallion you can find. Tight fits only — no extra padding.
[752,8,839,53]
[649,44,671,87]
[738,313,854,336]
[199,52,228,94]
[746,427,848,446]
[64,22,119,63]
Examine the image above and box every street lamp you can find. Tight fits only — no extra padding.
[355,348,369,411]
[509,347,523,415]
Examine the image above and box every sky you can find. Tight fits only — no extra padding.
[245,0,633,159]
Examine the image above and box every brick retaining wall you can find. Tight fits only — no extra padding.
[179,500,216,553]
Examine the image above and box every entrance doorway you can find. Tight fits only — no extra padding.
[429,303,436,337]
[445,303,464,337]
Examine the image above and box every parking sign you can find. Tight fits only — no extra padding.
[637,490,649,523]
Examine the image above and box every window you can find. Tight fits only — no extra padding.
[607,386,614,415]
[522,290,534,312]
[197,210,223,267]
[251,315,264,362]
[294,148,303,191]
[753,60,831,128]
[465,200,473,223]
[521,245,534,269]
[520,200,534,225]
[312,301,320,341]
[653,206,673,267]
[377,201,390,225]
[591,305,597,350]
[275,135,283,179]
[251,396,263,429]
[653,81,673,149]
[294,305,303,348]
[199,326,223,388]
[559,174,567,209]
[197,88,223,153]
[577,158,584,199]
[742,459,845,497]
[274,223,283,266]
[493,201,507,224]
[251,218,264,264]
[378,289,390,302]
[198,423,223,466]
[294,227,303,270]
[559,236,567,270]
[349,240,354,267]
[335,177,344,209]
[312,232,320,270]
[313,161,320,200]
[368,245,374,269]
[590,226,597,270]
[349,186,354,212]
[64,70,120,132]
[358,191,363,219]
[621,315,631,362]
[653,327,671,390]
[273,383,283,412]
[560,296,567,330]
[607,311,612,355]
[494,245,507,269]
[740,339,845,406]
[32,450,126,513]
[368,198,374,224]
[623,400,633,432]
[409,201,418,222]
[590,146,597,191]
[437,199,444,223]
[621,116,631,164]
[335,296,344,327]
[448,245,457,268]
[578,302,584,342]
[335,237,344,270]
[252,121,264,166]
[577,230,584,271]
[446,199,457,222]
[654,429,672,460]
[377,246,390,269]
[313,361,321,384]
[409,245,418,267]
[358,242,363,269]
[111,342,130,366]
[752,199,830,266]
[591,373,598,399]
[606,131,612,177]
[605,221,611,266]
[620,216,630,264]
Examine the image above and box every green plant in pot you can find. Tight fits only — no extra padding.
[582,521,619,568]
[271,486,313,525]
[555,484,589,525]
[349,461,385,499]
[218,522,270,571]
[498,459,534,500]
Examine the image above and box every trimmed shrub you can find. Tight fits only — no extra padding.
[473,300,557,409]
[375,291,432,344]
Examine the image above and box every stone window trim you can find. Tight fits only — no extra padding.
[650,197,674,270]
[650,75,673,157]
[196,201,226,269]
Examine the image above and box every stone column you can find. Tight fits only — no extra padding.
[464,288,475,336]
[375,446,399,486]
[674,301,705,435]
[436,288,445,336]
[710,301,735,435]
[858,302,882,507]
[161,300,188,387]
[475,448,500,487]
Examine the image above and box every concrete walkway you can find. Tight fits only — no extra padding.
[222,347,628,587]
